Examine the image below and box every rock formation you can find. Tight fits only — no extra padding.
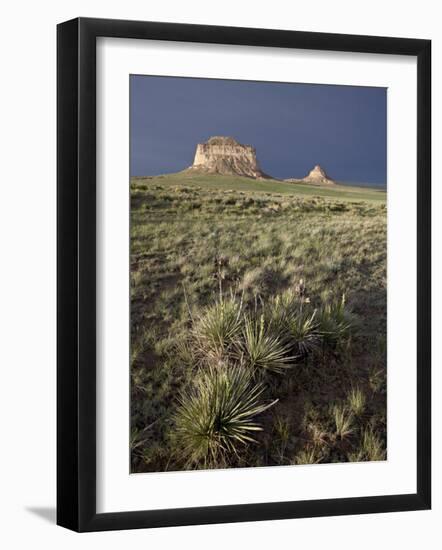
[285,165,335,185]
[302,165,335,185]
[185,136,269,179]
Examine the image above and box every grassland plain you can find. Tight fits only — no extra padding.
[130,174,387,472]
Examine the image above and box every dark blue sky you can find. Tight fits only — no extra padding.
[130,75,386,185]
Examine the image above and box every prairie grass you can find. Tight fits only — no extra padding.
[318,295,353,348]
[332,403,355,440]
[348,428,386,462]
[272,414,292,463]
[239,314,294,374]
[347,386,366,416]
[130,174,387,472]
[294,448,320,465]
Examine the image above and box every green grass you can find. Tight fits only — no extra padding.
[347,386,366,416]
[130,173,387,472]
[133,173,386,203]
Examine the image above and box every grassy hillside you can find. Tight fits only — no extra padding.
[133,173,386,202]
[130,174,387,472]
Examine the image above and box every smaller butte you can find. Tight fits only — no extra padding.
[285,165,336,185]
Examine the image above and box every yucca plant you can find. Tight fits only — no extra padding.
[266,291,300,336]
[193,296,243,361]
[347,386,366,416]
[173,364,276,468]
[318,294,352,348]
[286,309,320,357]
[239,314,294,374]
[332,403,354,440]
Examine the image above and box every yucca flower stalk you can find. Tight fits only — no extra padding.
[347,386,366,416]
[294,447,319,465]
[348,427,386,462]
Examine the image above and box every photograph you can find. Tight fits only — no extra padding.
[0,1,434,541]
[129,75,387,473]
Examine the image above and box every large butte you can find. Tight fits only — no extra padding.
[185,136,270,179]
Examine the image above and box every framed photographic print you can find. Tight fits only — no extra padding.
[57,17,431,532]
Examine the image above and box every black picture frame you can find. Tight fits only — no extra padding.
[57,17,431,532]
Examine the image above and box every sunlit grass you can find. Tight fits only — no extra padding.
[347,386,366,416]
[332,403,355,440]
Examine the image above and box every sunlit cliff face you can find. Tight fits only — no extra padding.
[302,165,335,185]
[188,136,268,179]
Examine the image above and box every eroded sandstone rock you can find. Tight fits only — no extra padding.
[186,136,269,179]
[302,165,335,185]
[285,165,335,185]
